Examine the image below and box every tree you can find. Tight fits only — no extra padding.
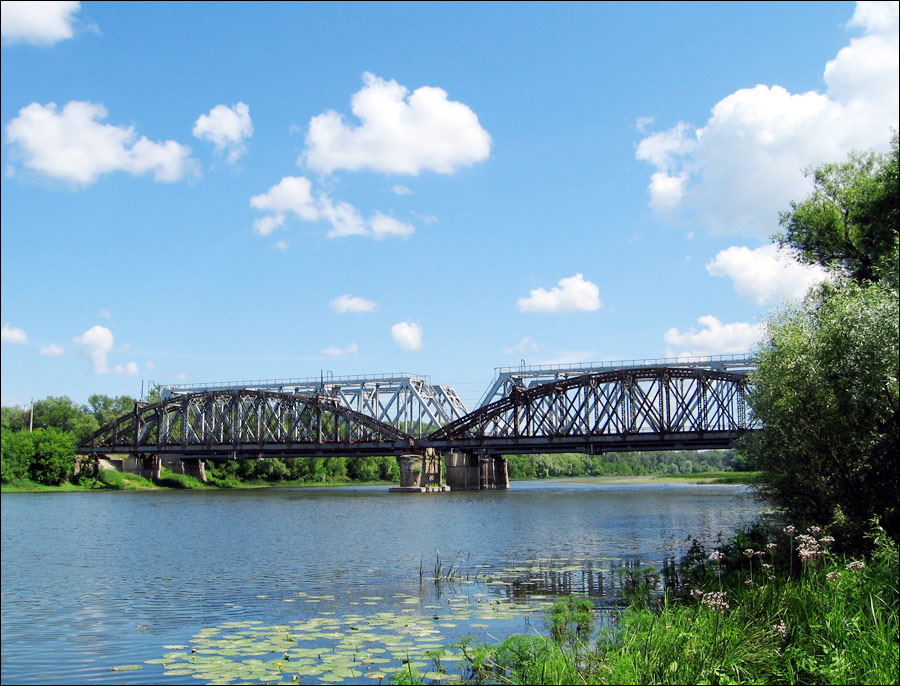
[776,133,898,286]
[88,394,137,427]
[744,137,900,549]
[28,428,76,485]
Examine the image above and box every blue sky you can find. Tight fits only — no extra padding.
[2,1,897,409]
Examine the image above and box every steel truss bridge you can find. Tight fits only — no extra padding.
[78,355,758,458]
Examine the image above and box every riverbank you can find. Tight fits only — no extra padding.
[1,470,760,493]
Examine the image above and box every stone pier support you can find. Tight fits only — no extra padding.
[123,454,161,480]
[444,450,509,490]
[160,454,207,482]
[390,449,448,492]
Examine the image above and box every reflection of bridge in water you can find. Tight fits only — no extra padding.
[78,355,758,491]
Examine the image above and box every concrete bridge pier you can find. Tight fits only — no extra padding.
[391,449,448,492]
[444,450,509,490]
[160,455,207,482]
[123,454,161,480]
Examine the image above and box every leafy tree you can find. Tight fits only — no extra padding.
[776,133,898,286]
[87,394,137,427]
[744,137,899,549]
[1,429,35,482]
[1,406,29,432]
[28,428,76,485]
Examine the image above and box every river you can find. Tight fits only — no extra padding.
[1,479,765,684]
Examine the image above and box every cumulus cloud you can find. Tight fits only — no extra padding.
[322,342,359,357]
[370,212,414,239]
[274,240,289,252]
[504,336,542,355]
[391,321,423,351]
[1,1,81,46]
[193,102,253,162]
[39,344,65,356]
[707,244,828,304]
[330,294,378,313]
[664,315,762,357]
[250,176,415,239]
[1,324,28,344]
[73,325,137,374]
[5,101,194,184]
[636,2,899,237]
[249,176,319,220]
[392,184,412,195]
[517,274,603,314]
[303,72,492,175]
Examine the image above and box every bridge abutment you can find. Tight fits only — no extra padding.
[444,450,509,490]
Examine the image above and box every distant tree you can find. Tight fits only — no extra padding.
[88,394,137,427]
[1,406,29,432]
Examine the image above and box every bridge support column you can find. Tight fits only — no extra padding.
[391,450,448,492]
[123,454,161,481]
[444,451,509,490]
[159,455,207,482]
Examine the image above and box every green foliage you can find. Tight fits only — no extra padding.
[1,428,36,482]
[87,394,136,427]
[28,428,76,485]
[506,449,740,480]
[777,133,898,286]
[547,595,595,646]
[155,468,204,489]
[742,280,899,548]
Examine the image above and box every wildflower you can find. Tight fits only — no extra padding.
[744,579,754,586]
[766,542,778,551]
[701,591,729,613]
[818,536,835,546]
[772,621,787,637]
[826,571,842,582]
[846,560,866,571]
[743,548,755,558]
[690,588,705,601]
[762,563,773,572]
[708,550,725,564]
[754,550,766,558]
[808,525,822,535]
[783,525,796,535]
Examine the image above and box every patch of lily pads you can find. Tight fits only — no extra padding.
[146,591,555,684]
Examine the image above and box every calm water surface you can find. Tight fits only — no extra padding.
[1,480,765,684]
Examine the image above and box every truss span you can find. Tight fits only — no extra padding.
[427,367,757,453]
[78,390,415,457]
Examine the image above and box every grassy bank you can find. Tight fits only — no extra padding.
[425,524,898,685]
[551,471,762,486]
[0,469,397,493]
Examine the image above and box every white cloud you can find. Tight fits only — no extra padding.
[251,176,415,240]
[303,72,491,175]
[113,362,139,375]
[707,244,828,304]
[392,184,412,195]
[249,176,319,220]
[504,336,542,355]
[274,240,289,252]
[98,309,112,319]
[1,324,28,344]
[39,343,65,356]
[253,214,285,236]
[72,325,139,374]
[1,1,81,46]
[330,294,377,313]
[6,101,194,184]
[370,212,414,239]
[517,274,603,314]
[664,315,762,356]
[145,361,155,370]
[636,2,899,237]
[73,325,114,373]
[391,321,423,351]
[193,102,253,162]
[322,342,359,357]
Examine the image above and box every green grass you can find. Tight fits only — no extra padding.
[660,470,762,484]
[452,525,899,685]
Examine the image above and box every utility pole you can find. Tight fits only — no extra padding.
[29,398,34,432]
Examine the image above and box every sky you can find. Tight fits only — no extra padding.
[1,1,898,410]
